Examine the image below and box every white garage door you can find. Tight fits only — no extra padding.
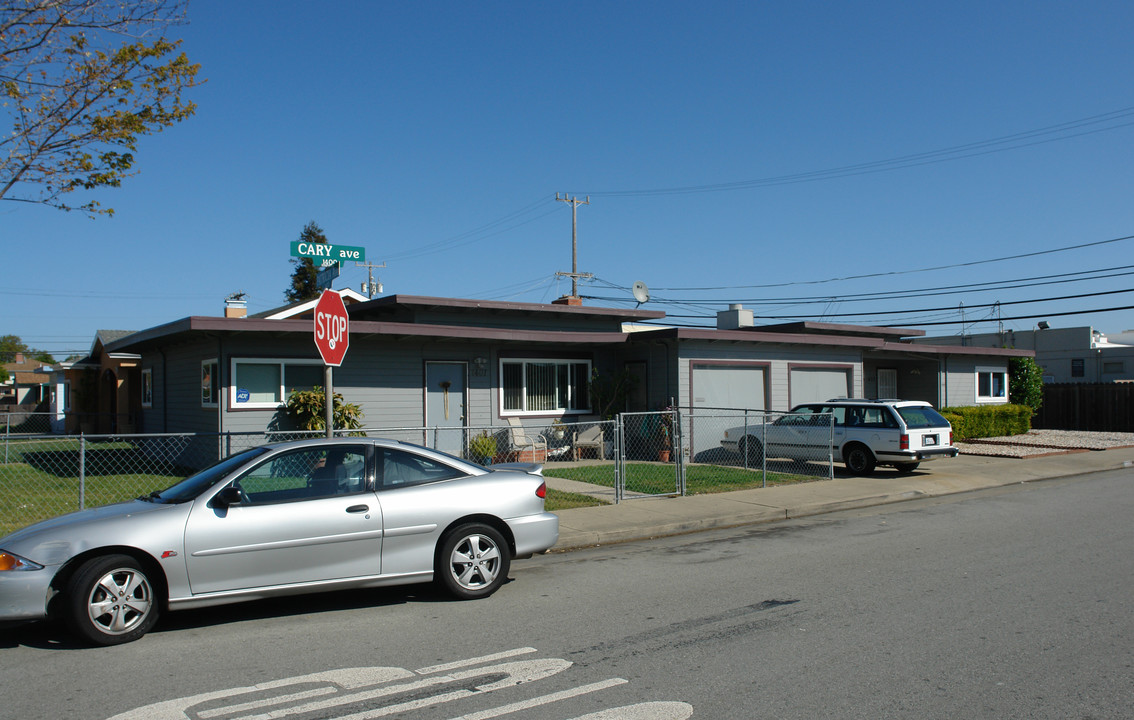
[689,364,767,460]
[691,364,766,411]
[790,367,851,405]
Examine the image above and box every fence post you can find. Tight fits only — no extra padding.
[79,433,87,511]
[761,415,767,488]
[3,414,8,465]
[675,409,686,496]
[615,416,624,503]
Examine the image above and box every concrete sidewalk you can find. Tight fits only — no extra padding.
[547,447,1134,551]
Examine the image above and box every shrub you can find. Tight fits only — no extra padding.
[1009,356,1044,414]
[941,404,1032,440]
[284,387,364,432]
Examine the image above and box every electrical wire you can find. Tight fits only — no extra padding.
[571,106,1134,197]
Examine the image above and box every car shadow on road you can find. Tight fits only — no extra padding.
[0,578,514,650]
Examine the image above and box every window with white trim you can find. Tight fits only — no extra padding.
[501,359,591,415]
[202,360,219,408]
[231,359,323,408]
[976,367,1008,403]
[141,368,153,408]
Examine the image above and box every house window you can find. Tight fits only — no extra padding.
[141,369,153,408]
[501,359,591,415]
[231,359,323,408]
[202,360,219,407]
[1103,361,1124,374]
[976,367,1008,403]
[1071,359,1085,378]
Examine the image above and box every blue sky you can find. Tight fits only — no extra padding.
[5,0,1134,358]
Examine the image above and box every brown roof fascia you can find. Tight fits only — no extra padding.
[880,341,1033,357]
[105,316,632,353]
[351,294,667,321]
[637,326,888,348]
[750,321,924,339]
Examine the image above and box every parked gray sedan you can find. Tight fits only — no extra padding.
[0,438,558,645]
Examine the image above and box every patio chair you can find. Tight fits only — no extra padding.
[573,424,605,460]
[506,417,547,460]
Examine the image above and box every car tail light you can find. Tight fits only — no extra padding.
[900,434,909,450]
[536,482,547,499]
[949,431,953,445]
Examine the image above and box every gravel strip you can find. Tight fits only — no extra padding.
[957,429,1134,457]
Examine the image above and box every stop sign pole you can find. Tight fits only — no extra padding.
[313,290,350,438]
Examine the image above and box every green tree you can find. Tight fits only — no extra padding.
[1,0,202,216]
[286,220,329,302]
[1009,356,1044,414]
[0,333,54,363]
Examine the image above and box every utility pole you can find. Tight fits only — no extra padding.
[356,261,386,299]
[555,193,592,298]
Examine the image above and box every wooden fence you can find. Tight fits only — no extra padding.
[1032,382,1134,432]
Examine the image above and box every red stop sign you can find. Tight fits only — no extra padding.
[313,290,349,366]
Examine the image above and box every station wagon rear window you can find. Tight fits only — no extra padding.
[895,406,950,429]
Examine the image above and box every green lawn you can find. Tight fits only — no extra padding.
[549,462,814,496]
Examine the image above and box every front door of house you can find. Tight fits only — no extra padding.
[425,362,467,457]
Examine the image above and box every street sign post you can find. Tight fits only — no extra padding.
[313,290,350,437]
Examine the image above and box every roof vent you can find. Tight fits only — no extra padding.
[717,304,753,330]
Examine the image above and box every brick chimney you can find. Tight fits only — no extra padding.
[224,293,248,318]
[551,295,583,306]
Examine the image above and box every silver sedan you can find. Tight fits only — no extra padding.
[0,438,558,645]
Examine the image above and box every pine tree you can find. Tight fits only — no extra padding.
[286,221,329,302]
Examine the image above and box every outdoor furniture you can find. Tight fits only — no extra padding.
[506,417,547,461]
[573,424,605,460]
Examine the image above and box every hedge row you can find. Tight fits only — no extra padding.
[940,404,1032,441]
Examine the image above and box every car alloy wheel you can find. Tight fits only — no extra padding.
[67,554,158,645]
[437,523,510,600]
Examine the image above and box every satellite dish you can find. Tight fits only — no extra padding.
[631,281,650,305]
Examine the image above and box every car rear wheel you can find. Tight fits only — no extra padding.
[843,444,877,475]
[65,554,159,645]
[737,436,764,467]
[894,462,920,473]
[436,523,510,600]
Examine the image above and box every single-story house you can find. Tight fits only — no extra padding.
[88,293,1030,448]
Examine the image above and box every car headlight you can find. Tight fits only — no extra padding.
[0,551,44,572]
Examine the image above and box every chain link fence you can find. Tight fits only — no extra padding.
[0,410,836,535]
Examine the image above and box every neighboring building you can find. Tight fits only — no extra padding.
[94,295,1029,454]
[912,325,1134,384]
[1,353,53,407]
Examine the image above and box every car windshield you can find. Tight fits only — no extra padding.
[148,447,271,503]
[896,405,950,429]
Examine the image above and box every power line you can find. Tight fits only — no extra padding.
[572,106,1134,197]
[641,234,1134,292]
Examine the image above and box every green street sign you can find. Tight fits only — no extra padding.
[290,241,366,263]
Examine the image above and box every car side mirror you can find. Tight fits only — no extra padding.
[213,486,243,508]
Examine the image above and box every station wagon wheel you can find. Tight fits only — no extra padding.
[65,554,159,645]
[843,444,877,476]
[436,523,510,600]
[737,436,764,467]
[894,462,920,473]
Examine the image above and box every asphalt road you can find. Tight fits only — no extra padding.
[2,469,1131,719]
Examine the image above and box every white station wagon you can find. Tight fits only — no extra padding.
[722,399,959,475]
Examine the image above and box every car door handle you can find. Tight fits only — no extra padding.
[346,504,369,514]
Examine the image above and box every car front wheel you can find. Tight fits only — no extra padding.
[843,444,877,476]
[66,554,159,645]
[436,523,510,600]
